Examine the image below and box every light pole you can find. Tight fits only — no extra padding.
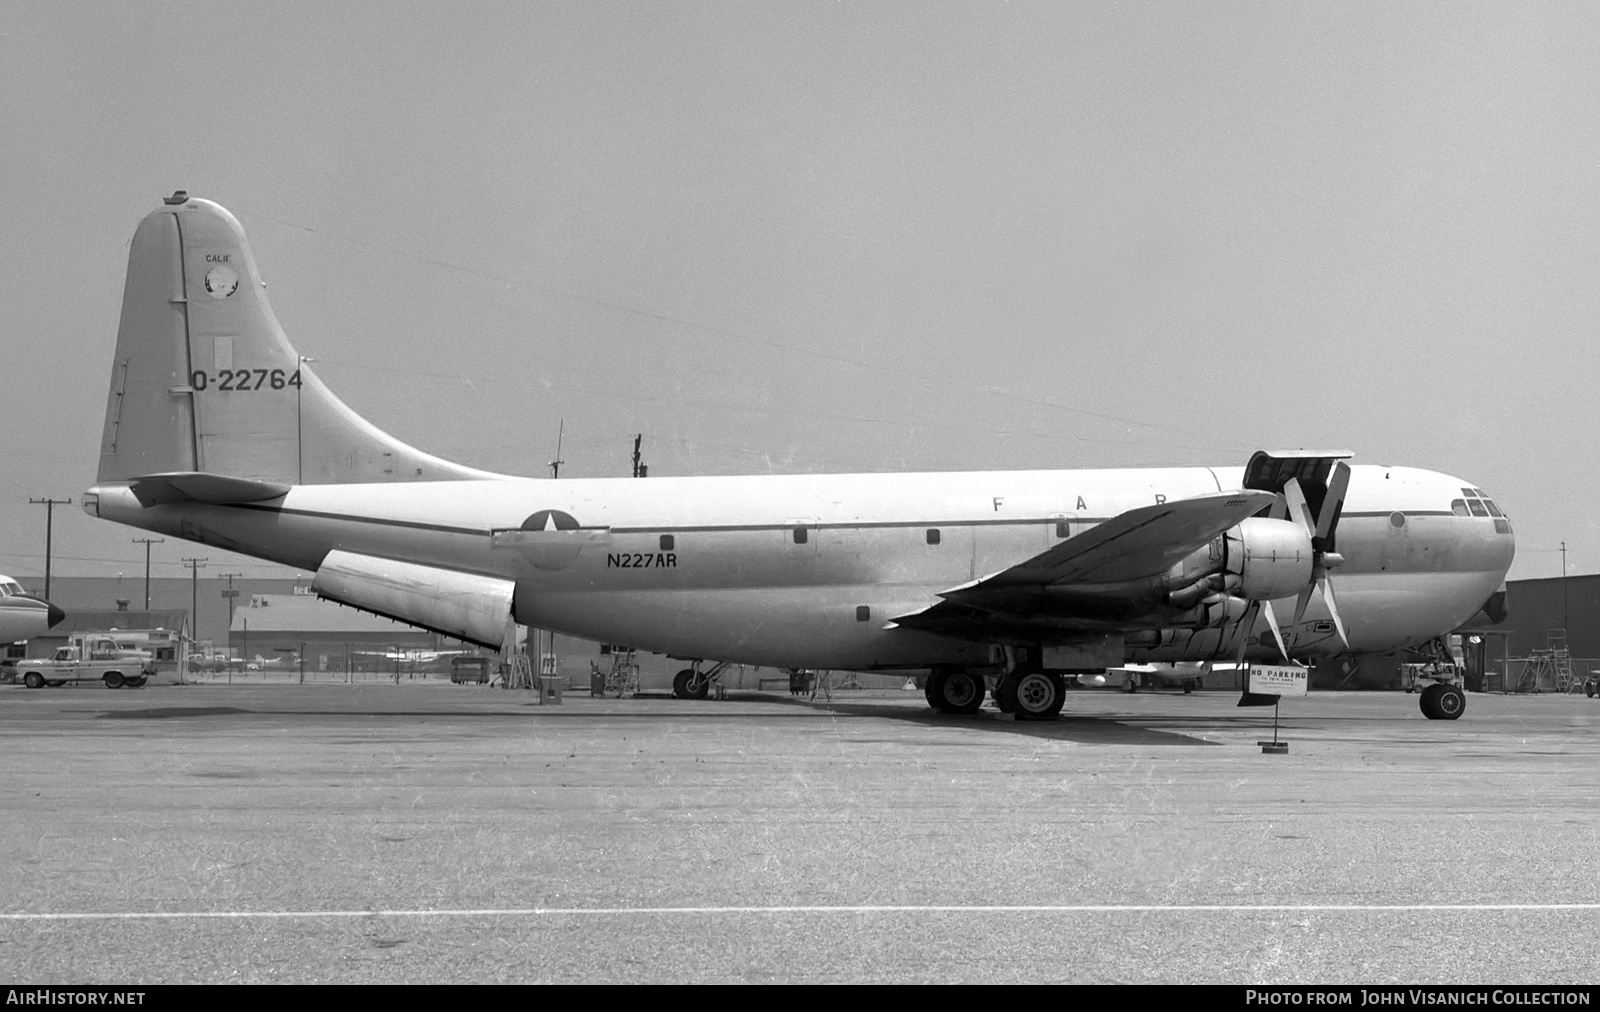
[29,497,72,599]
[132,537,164,609]
[1561,541,1569,634]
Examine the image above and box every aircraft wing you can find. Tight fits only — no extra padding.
[889,489,1276,642]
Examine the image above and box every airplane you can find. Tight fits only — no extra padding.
[0,575,65,645]
[81,193,1515,722]
[1094,661,1214,693]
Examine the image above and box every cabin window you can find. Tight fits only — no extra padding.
[792,527,808,545]
[1056,521,1070,538]
[659,534,675,551]
[856,606,871,622]
[1390,512,1407,528]
[926,529,940,545]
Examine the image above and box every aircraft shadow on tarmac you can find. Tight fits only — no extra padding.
[92,696,1214,746]
[775,697,1218,746]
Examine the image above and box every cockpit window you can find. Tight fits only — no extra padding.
[0,580,22,597]
[1457,488,1506,519]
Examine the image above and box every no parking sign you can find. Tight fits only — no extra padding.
[1248,663,1308,697]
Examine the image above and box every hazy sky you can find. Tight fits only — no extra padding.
[2,2,1596,584]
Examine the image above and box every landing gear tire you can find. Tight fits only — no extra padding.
[994,674,1018,714]
[1012,671,1065,721]
[927,668,985,715]
[1182,679,1195,695]
[104,672,126,689]
[672,668,709,700]
[24,672,43,689]
[1122,674,1138,693]
[1420,683,1465,720]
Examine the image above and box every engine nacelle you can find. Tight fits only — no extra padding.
[1225,517,1313,601]
[311,550,514,649]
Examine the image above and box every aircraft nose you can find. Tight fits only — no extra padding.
[17,594,66,628]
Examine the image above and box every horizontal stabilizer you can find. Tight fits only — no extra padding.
[129,471,290,506]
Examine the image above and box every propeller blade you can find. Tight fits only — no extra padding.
[1320,572,1350,649]
[1234,600,1258,666]
[1316,461,1351,545]
[1292,583,1314,629]
[1282,477,1315,536]
[1261,598,1292,661]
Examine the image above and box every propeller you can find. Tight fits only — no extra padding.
[1281,461,1351,650]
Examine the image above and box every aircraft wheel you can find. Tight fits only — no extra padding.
[994,674,1018,714]
[104,672,126,689]
[1122,674,1138,693]
[1012,671,1064,721]
[24,672,44,689]
[1183,679,1195,695]
[1432,684,1465,720]
[672,669,709,700]
[930,669,985,715]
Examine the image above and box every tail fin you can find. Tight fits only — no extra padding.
[97,192,501,486]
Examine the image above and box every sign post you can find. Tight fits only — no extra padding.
[1247,663,1308,754]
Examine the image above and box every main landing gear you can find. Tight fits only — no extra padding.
[926,667,1065,721]
[925,667,985,715]
[997,670,1065,721]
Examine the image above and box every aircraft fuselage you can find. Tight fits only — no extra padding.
[86,461,1513,671]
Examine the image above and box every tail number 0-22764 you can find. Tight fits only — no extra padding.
[190,368,303,392]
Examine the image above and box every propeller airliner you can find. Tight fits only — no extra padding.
[83,194,1514,721]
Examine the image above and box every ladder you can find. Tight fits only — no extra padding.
[1545,629,1579,693]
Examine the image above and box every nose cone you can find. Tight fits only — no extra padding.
[46,601,66,628]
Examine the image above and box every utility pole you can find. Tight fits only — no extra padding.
[631,434,647,478]
[28,497,72,599]
[132,537,164,609]
[182,557,208,643]
[219,572,242,627]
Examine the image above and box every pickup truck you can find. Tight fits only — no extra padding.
[16,642,157,689]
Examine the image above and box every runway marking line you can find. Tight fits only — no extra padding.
[4,903,1599,921]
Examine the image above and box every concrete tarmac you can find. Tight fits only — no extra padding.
[1,682,1596,984]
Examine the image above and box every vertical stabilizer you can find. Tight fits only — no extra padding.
[98,193,503,486]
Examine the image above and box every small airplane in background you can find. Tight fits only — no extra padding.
[1092,662,1215,693]
[81,194,1514,722]
[0,576,65,645]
